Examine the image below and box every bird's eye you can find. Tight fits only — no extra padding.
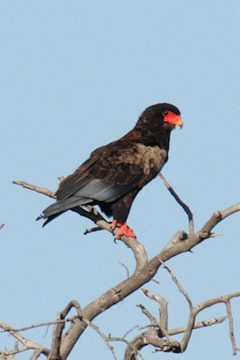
[163,111,168,116]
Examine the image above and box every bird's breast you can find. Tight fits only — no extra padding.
[134,143,167,175]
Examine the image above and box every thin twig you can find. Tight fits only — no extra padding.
[0,320,49,357]
[13,181,56,198]
[159,173,194,234]
[225,300,237,355]
[136,304,159,328]
[141,288,169,331]
[84,226,103,235]
[83,319,118,360]
[221,202,240,220]
[169,316,226,335]
[0,345,29,357]
[122,325,139,339]
[0,317,77,334]
[108,336,146,360]
[199,203,240,235]
[0,224,4,230]
[119,262,130,279]
[137,303,171,342]
[160,261,193,309]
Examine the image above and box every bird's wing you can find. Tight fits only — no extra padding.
[56,140,167,203]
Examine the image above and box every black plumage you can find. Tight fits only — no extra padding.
[37,103,183,238]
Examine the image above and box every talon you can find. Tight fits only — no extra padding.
[111,221,136,239]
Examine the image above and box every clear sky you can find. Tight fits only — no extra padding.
[1,1,240,359]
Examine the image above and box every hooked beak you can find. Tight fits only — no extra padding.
[174,115,183,128]
[164,112,183,128]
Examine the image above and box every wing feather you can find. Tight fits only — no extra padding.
[56,141,166,202]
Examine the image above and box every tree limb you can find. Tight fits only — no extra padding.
[13,179,240,358]
[0,320,49,358]
[13,181,56,198]
[159,173,194,234]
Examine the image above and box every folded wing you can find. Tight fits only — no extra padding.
[40,140,166,222]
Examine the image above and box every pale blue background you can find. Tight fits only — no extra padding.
[1,1,240,359]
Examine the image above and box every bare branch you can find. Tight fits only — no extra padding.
[159,173,194,234]
[48,313,66,360]
[0,224,4,230]
[109,336,146,360]
[72,205,149,269]
[136,304,159,328]
[0,317,78,334]
[119,262,130,279]
[138,292,172,344]
[13,181,56,198]
[169,316,226,335]
[224,300,237,355]
[13,180,240,358]
[124,329,181,360]
[161,261,193,310]
[199,202,240,235]
[72,205,107,224]
[84,226,103,234]
[60,300,83,319]
[221,202,240,220]
[0,320,49,355]
[141,288,168,332]
[14,179,148,270]
[83,319,118,360]
[180,292,240,352]
[30,348,45,360]
[0,345,29,357]
[48,300,83,360]
[122,326,139,339]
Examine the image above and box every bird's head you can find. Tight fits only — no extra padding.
[137,103,182,130]
[132,103,183,148]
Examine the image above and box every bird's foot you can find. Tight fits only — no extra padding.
[110,220,136,239]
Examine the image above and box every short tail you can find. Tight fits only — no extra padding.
[36,211,65,227]
[36,196,91,226]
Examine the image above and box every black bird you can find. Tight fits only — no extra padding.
[37,103,183,238]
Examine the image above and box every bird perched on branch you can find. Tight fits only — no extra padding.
[37,103,183,238]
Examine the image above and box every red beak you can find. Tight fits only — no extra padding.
[163,111,183,127]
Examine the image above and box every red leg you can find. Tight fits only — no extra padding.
[110,220,136,239]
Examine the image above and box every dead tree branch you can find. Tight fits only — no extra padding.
[180,291,240,352]
[159,173,194,234]
[169,316,226,335]
[12,179,240,358]
[13,181,56,198]
[108,315,226,360]
[0,320,50,358]
[141,288,168,335]
[123,263,240,358]
[48,300,83,360]
[83,319,118,360]
[160,261,193,309]
[0,318,79,335]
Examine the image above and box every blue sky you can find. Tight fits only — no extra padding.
[1,1,240,359]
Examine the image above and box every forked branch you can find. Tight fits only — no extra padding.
[12,179,240,358]
[123,264,240,359]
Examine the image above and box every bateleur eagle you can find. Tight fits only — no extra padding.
[37,103,183,238]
